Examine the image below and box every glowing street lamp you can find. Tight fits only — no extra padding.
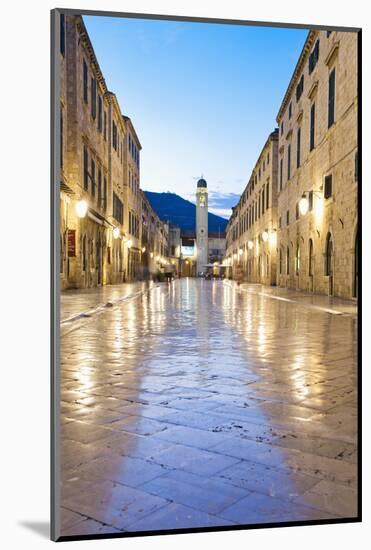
[75,199,88,218]
[141,246,146,253]
[126,239,132,249]
[238,248,243,256]
[113,227,120,239]
[248,240,254,250]
[299,195,309,216]
[262,230,269,242]
[150,252,154,259]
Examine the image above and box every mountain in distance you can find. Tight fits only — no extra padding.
[144,191,228,234]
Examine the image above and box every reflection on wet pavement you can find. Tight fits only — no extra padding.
[60,279,358,536]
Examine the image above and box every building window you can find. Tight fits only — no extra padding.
[289,102,292,119]
[287,143,291,181]
[309,239,314,276]
[325,233,333,276]
[112,121,117,150]
[60,14,65,56]
[324,174,332,199]
[310,103,316,151]
[91,159,95,197]
[328,68,336,128]
[279,157,283,191]
[103,111,107,140]
[98,168,102,206]
[91,78,97,119]
[83,60,88,104]
[266,181,269,209]
[296,202,299,220]
[286,247,290,275]
[103,176,107,210]
[98,96,103,132]
[327,30,332,37]
[280,122,284,136]
[267,152,270,165]
[113,192,124,224]
[286,210,290,226]
[309,190,314,211]
[83,146,88,190]
[262,188,265,214]
[296,74,304,101]
[355,151,358,181]
[279,216,282,229]
[308,39,320,74]
[296,127,301,168]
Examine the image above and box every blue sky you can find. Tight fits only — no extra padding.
[84,16,308,218]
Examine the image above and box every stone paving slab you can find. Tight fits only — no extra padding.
[59,279,358,537]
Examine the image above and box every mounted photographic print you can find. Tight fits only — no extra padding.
[51,8,361,542]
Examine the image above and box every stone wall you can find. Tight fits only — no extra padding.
[276,30,358,299]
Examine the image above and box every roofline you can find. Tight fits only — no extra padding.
[123,116,142,149]
[75,15,109,96]
[276,30,317,122]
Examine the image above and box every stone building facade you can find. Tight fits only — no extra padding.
[225,30,358,300]
[123,117,142,281]
[59,14,170,290]
[225,130,279,285]
[276,30,358,299]
[141,190,174,279]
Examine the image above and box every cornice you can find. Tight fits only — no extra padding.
[276,30,317,122]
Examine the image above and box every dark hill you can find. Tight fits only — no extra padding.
[144,191,228,234]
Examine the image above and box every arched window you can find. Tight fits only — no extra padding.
[308,239,314,276]
[325,233,333,276]
[286,246,290,275]
[295,243,301,274]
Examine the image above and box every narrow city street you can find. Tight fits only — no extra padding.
[60,278,358,536]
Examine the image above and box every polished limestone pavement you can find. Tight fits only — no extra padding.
[59,278,358,536]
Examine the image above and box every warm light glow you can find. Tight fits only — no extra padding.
[262,231,269,242]
[141,246,146,253]
[155,255,160,261]
[269,230,277,247]
[185,260,189,265]
[238,248,243,256]
[314,194,324,226]
[113,227,120,239]
[248,240,254,250]
[75,199,88,218]
[233,253,238,260]
[299,196,309,216]
[126,239,132,248]
[150,252,154,259]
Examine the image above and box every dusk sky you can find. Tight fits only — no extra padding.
[84,15,308,218]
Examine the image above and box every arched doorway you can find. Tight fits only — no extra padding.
[308,239,314,291]
[325,233,334,295]
[295,242,301,275]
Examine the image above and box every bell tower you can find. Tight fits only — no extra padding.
[196,177,208,275]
